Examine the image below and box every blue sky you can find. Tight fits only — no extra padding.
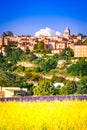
[0,0,87,36]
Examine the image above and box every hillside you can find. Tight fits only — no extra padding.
[0,46,87,96]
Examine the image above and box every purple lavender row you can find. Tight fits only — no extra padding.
[0,95,87,102]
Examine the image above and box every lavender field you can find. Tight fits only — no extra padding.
[0,95,87,102]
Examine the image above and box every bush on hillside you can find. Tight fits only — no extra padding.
[67,59,87,76]
[60,81,77,95]
[33,79,54,95]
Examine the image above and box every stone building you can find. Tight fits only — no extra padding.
[74,44,87,57]
[63,27,70,38]
[0,38,2,46]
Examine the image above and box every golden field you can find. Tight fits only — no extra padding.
[0,100,87,130]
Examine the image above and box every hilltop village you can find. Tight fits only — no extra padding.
[0,28,87,98]
[0,27,87,57]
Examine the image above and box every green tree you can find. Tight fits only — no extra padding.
[34,41,44,50]
[33,79,54,95]
[5,47,23,64]
[67,59,87,76]
[38,41,44,49]
[60,48,74,58]
[26,47,30,54]
[15,66,25,72]
[2,32,8,37]
[77,77,87,94]
[7,31,14,36]
[52,76,65,83]
[77,85,87,94]
[30,74,41,81]
[2,31,13,37]
[29,53,37,61]
[25,72,33,79]
[19,54,29,61]
[22,83,33,95]
[54,86,61,95]
[83,39,87,44]
[59,86,68,95]
[60,81,77,95]
[80,77,87,86]
[78,33,83,37]
[65,81,77,94]
[37,57,57,72]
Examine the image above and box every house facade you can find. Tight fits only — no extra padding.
[0,38,2,46]
[74,44,87,57]
[0,28,87,57]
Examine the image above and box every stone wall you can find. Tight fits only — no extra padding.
[0,92,5,98]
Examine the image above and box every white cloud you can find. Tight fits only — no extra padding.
[56,31,61,36]
[35,27,61,37]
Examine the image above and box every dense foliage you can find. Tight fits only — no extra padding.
[35,55,58,72]
[83,38,87,44]
[60,81,77,95]
[60,48,74,58]
[52,76,65,82]
[67,59,87,76]
[0,45,87,95]
[2,31,14,37]
[5,47,23,64]
[34,40,51,54]
[33,79,54,95]
[34,41,44,50]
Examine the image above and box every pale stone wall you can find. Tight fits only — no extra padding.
[51,50,60,54]
[56,42,66,50]
[74,45,87,57]
[2,87,27,97]
[0,38,2,46]
[17,62,34,67]
[0,92,5,98]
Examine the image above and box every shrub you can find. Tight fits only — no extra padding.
[77,85,87,94]
[33,79,54,95]
[60,81,77,95]
[52,76,65,83]
[67,59,87,76]
[30,74,41,81]
[25,72,33,79]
